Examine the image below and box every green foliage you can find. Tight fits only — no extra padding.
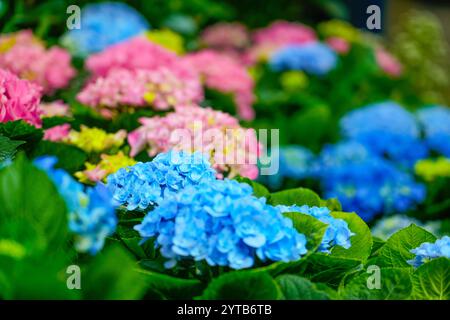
[0,120,43,154]
[276,274,330,300]
[410,257,450,300]
[269,187,322,207]
[0,135,24,162]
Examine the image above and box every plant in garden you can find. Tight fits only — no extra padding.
[34,156,117,254]
[61,2,150,57]
[134,178,308,269]
[0,30,75,93]
[107,150,216,210]
[64,126,126,154]
[127,105,260,179]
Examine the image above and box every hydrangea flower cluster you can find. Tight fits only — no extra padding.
[340,101,428,166]
[270,43,338,75]
[0,69,42,127]
[107,150,216,211]
[61,2,150,57]
[0,30,75,93]
[277,205,354,252]
[128,106,260,179]
[317,20,362,43]
[44,124,71,142]
[39,100,71,118]
[417,105,450,157]
[183,50,255,120]
[77,67,202,118]
[65,126,126,153]
[375,48,403,77]
[145,29,185,54]
[134,179,308,269]
[372,215,442,240]
[201,22,250,50]
[247,21,316,63]
[316,141,426,221]
[34,156,116,255]
[75,151,137,183]
[415,157,450,182]
[408,236,450,268]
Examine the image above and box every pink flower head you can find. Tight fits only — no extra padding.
[44,124,71,142]
[326,37,350,54]
[245,20,317,64]
[0,68,42,127]
[0,30,76,94]
[183,50,255,120]
[128,105,261,179]
[39,100,71,118]
[375,48,403,77]
[77,67,203,117]
[201,22,250,50]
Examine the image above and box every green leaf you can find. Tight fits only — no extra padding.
[276,275,330,300]
[0,154,68,253]
[297,253,362,288]
[282,212,328,252]
[411,257,450,300]
[0,135,24,161]
[320,198,342,211]
[0,120,43,153]
[30,141,87,174]
[82,245,146,299]
[235,176,270,198]
[198,271,281,300]
[341,267,412,300]
[137,269,205,299]
[330,212,372,262]
[377,225,437,268]
[370,237,386,257]
[42,117,72,129]
[269,187,321,207]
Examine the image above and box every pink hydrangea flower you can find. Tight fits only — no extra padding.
[39,100,71,118]
[0,68,42,127]
[77,67,203,117]
[183,50,255,120]
[375,48,403,77]
[128,105,261,179]
[0,30,76,94]
[43,124,71,142]
[326,37,350,54]
[201,22,250,50]
[245,20,317,64]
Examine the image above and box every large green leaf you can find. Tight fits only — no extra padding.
[411,257,450,300]
[283,212,328,252]
[198,270,281,300]
[341,267,412,300]
[0,154,68,253]
[137,269,205,300]
[82,245,146,299]
[0,120,43,153]
[276,274,330,300]
[235,176,270,198]
[269,187,321,207]
[376,225,437,268]
[330,212,372,262]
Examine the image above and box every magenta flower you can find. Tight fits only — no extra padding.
[0,69,42,127]
[375,48,403,77]
[44,124,71,142]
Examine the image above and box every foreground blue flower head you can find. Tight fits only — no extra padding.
[34,156,116,254]
[61,2,150,57]
[270,42,337,75]
[134,179,308,269]
[107,150,216,211]
[417,105,450,157]
[316,141,426,221]
[277,205,354,252]
[340,101,428,166]
[407,236,450,268]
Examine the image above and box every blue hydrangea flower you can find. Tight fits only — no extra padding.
[417,105,450,157]
[259,146,315,189]
[277,205,354,252]
[61,2,150,57]
[407,236,450,268]
[134,179,308,269]
[107,150,216,211]
[340,101,428,166]
[316,141,426,221]
[270,43,337,75]
[372,215,442,240]
[34,156,116,254]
